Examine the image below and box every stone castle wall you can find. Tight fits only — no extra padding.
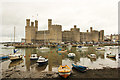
[25,19,104,43]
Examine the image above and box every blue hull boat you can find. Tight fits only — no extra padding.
[72,63,88,72]
[0,56,9,59]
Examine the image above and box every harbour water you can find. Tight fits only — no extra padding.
[0,44,120,78]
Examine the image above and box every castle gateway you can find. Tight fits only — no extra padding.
[25,19,104,43]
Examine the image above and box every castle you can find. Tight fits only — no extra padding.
[25,19,104,43]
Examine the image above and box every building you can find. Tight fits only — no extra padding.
[110,34,120,42]
[25,19,104,43]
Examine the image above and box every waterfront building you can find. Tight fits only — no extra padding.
[110,34,120,42]
[25,19,104,43]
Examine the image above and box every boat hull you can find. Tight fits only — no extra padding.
[30,57,38,60]
[87,55,96,59]
[0,56,9,59]
[107,55,116,58]
[37,61,48,66]
[59,72,71,78]
[72,64,87,72]
[10,57,22,61]
[9,55,23,61]
[58,50,67,53]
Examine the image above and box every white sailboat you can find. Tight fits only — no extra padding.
[9,49,23,61]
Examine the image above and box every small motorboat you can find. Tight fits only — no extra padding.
[30,54,38,60]
[2,46,15,49]
[9,49,23,61]
[119,54,120,58]
[68,53,76,58]
[0,54,9,59]
[76,46,88,51]
[58,65,71,78]
[110,46,119,49]
[37,56,48,65]
[106,53,116,58]
[96,47,105,51]
[72,63,88,72]
[67,45,72,51]
[38,47,50,50]
[87,54,96,59]
[57,48,67,53]
[9,53,23,61]
[93,44,99,47]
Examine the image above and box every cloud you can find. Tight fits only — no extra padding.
[1,0,119,42]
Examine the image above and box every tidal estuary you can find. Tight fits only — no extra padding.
[0,44,120,79]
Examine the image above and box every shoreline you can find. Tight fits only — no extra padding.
[1,67,120,79]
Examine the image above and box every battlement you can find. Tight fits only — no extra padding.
[26,19,30,26]
[26,19,38,28]
[31,22,34,27]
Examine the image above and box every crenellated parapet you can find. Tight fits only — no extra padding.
[25,18,104,43]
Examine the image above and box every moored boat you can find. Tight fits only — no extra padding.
[110,46,119,49]
[37,56,48,65]
[96,47,105,51]
[87,54,96,59]
[72,63,88,72]
[119,54,120,58]
[57,48,67,53]
[0,54,9,59]
[68,53,76,58]
[30,54,38,60]
[9,53,23,61]
[38,47,50,51]
[58,65,71,78]
[2,46,15,49]
[106,53,116,58]
[76,46,88,51]
[9,49,23,61]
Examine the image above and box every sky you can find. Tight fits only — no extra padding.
[0,0,119,42]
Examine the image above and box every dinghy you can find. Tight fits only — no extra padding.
[87,54,96,59]
[96,47,105,51]
[68,53,76,58]
[30,54,38,60]
[72,63,88,72]
[37,56,48,65]
[9,49,23,61]
[57,48,67,53]
[58,65,71,78]
[106,53,116,58]
[0,54,9,59]
[76,46,88,51]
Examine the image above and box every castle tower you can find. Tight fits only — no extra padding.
[26,19,30,27]
[74,25,76,28]
[35,20,38,32]
[90,27,93,32]
[31,22,34,27]
[25,19,31,43]
[87,30,89,32]
[48,19,52,30]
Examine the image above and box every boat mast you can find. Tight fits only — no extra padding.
[14,26,15,42]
